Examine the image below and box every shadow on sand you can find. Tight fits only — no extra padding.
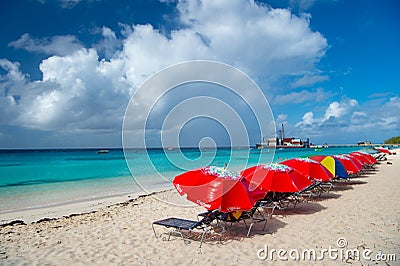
[272,201,327,217]
[307,192,341,202]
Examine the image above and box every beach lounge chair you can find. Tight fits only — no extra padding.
[297,181,334,200]
[294,182,323,201]
[198,203,268,237]
[374,153,387,162]
[152,212,216,248]
[259,192,299,210]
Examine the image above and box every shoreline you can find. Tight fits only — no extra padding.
[0,185,174,225]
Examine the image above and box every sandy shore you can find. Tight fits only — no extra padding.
[1,150,399,265]
[0,185,172,225]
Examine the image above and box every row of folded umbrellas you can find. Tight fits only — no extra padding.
[173,151,378,213]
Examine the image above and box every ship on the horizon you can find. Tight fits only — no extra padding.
[256,124,310,149]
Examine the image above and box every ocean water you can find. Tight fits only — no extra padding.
[0,146,375,213]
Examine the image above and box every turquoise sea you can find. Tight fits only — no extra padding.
[0,147,376,213]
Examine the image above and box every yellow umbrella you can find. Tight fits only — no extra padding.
[310,155,335,176]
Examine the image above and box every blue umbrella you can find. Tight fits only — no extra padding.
[333,158,348,179]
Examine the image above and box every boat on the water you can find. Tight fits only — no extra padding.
[97,149,109,154]
[314,146,324,152]
[256,124,310,149]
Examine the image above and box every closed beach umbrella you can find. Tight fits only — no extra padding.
[173,166,265,212]
[332,155,362,175]
[241,163,311,193]
[280,158,333,182]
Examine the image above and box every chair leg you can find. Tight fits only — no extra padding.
[242,219,249,230]
[270,205,275,218]
[199,228,210,248]
[246,223,254,237]
[262,219,267,231]
[229,222,234,234]
[169,229,190,245]
[151,223,158,238]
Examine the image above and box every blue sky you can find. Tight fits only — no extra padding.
[0,0,399,148]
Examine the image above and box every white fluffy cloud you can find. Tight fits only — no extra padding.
[323,99,358,120]
[176,0,327,78]
[1,0,331,146]
[276,114,288,124]
[93,27,122,59]
[295,98,358,128]
[1,49,131,132]
[294,97,400,142]
[350,96,400,132]
[300,112,315,126]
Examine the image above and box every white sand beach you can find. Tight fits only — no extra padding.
[0,149,399,265]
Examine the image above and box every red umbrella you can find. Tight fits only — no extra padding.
[352,152,377,164]
[345,154,364,169]
[173,166,265,212]
[310,155,329,162]
[311,155,349,179]
[280,158,333,182]
[375,147,392,155]
[332,155,362,175]
[240,163,311,193]
[348,152,372,166]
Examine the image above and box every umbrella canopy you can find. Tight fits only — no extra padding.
[345,154,365,169]
[309,155,334,176]
[352,152,377,165]
[348,152,375,166]
[332,155,362,175]
[311,155,349,179]
[375,147,392,155]
[173,166,265,212]
[280,158,333,182]
[241,163,312,193]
